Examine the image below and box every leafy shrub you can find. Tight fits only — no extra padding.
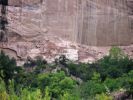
[0,51,18,86]
[36,71,76,98]
[95,93,113,100]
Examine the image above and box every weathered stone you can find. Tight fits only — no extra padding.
[0,0,131,46]
[0,0,133,64]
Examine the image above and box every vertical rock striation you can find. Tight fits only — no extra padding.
[75,0,133,46]
[0,0,8,42]
[1,0,133,46]
[0,0,133,64]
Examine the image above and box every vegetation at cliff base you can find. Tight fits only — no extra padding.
[0,47,133,100]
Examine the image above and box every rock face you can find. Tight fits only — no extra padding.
[0,0,133,64]
[2,0,133,46]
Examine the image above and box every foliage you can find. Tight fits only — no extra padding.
[97,47,133,80]
[80,72,106,99]
[0,51,18,86]
[36,71,76,98]
[0,47,133,100]
[109,46,126,59]
[67,63,98,81]
[104,78,123,91]
[95,93,113,100]
[60,92,80,100]
[24,56,47,73]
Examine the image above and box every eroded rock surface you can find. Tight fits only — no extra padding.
[0,0,133,65]
[4,0,133,45]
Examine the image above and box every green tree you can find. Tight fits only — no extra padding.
[0,78,9,100]
[44,87,51,100]
[36,71,75,98]
[60,92,80,100]
[0,51,18,86]
[109,46,125,59]
[97,47,133,80]
[81,73,106,99]
[104,78,122,92]
[95,93,113,100]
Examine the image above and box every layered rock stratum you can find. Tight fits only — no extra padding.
[0,0,133,65]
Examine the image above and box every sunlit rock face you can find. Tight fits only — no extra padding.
[5,0,133,46]
[76,0,133,46]
[0,0,133,64]
[41,0,133,46]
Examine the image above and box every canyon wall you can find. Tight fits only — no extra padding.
[0,0,133,64]
[46,0,133,46]
[76,0,133,45]
[1,0,133,46]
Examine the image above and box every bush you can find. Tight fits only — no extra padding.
[95,93,113,100]
[36,71,76,98]
[0,47,132,100]
[0,51,18,86]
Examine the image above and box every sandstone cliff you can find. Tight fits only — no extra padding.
[0,0,133,64]
[1,0,133,46]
